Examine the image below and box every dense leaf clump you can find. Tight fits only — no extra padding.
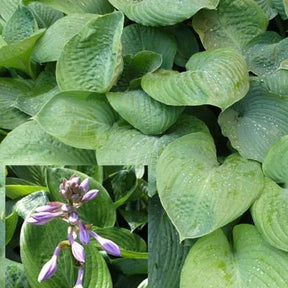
[1,0,288,287]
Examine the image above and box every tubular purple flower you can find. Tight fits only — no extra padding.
[80,178,89,193]
[69,211,79,225]
[68,233,85,263]
[78,221,90,245]
[73,267,84,288]
[35,202,63,213]
[38,246,61,282]
[81,189,99,202]
[89,231,121,257]
[27,211,63,225]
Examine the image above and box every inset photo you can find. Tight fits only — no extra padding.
[4,165,148,288]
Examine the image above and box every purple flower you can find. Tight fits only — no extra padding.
[38,246,61,282]
[80,178,89,193]
[81,189,99,202]
[68,233,85,263]
[27,211,63,225]
[69,211,79,225]
[73,267,84,288]
[78,221,90,245]
[35,202,62,213]
[89,231,121,257]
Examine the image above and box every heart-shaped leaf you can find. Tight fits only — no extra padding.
[149,195,192,288]
[142,48,249,110]
[2,5,37,44]
[56,12,124,93]
[0,121,97,165]
[106,89,184,135]
[35,92,118,149]
[192,0,268,52]
[122,23,177,69]
[252,177,288,252]
[272,0,288,19]
[245,31,288,75]
[180,224,288,288]
[156,132,264,240]
[21,219,113,288]
[46,167,116,227]
[253,0,278,19]
[23,0,114,14]
[0,78,31,130]
[0,29,45,78]
[108,0,219,26]
[33,13,97,63]
[218,70,288,162]
[27,2,63,29]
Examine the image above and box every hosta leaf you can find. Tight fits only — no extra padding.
[272,0,288,19]
[192,0,268,52]
[0,0,21,21]
[23,0,114,14]
[114,51,162,92]
[2,5,37,44]
[149,196,192,288]
[27,2,63,29]
[107,90,184,135]
[0,78,31,130]
[180,225,288,288]
[0,29,45,78]
[142,48,249,110]
[165,24,199,67]
[56,12,124,93]
[122,24,177,69]
[218,71,288,162]
[5,258,31,288]
[108,0,219,26]
[33,14,97,63]
[21,219,113,288]
[5,210,18,244]
[5,185,47,199]
[252,178,288,252]
[245,31,288,75]
[263,135,288,184]
[253,0,278,19]
[0,121,97,165]
[96,114,209,166]
[35,92,118,149]
[46,167,116,227]
[157,132,264,240]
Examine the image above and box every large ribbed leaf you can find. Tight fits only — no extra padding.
[218,70,288,162]
[106,90,184,135]
[96,114,209,166]
[253,0,278,19]
[27,2,63,29]
[35,92,118,149]
[21,219,112,288]
[122,24,177,69]
[108,0,219,26]
[181,225,288,288]
[272,0,288,19]
[142,48,249,110]
[0,78,31,130]
[263,135,288,184]
[252,178,288,252]
[193,0,268,52]
[157,132,264,240]
[149,196,192,288]
[0,29,45,78]
[0,0,20,21]
[56,12,124,93]
[33,14,96,63]
[0,121,96,165]
[2,5,37,44]
[245,31,288,75]
[23,0,114,14]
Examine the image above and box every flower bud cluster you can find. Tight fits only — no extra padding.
[27,174,121,288]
